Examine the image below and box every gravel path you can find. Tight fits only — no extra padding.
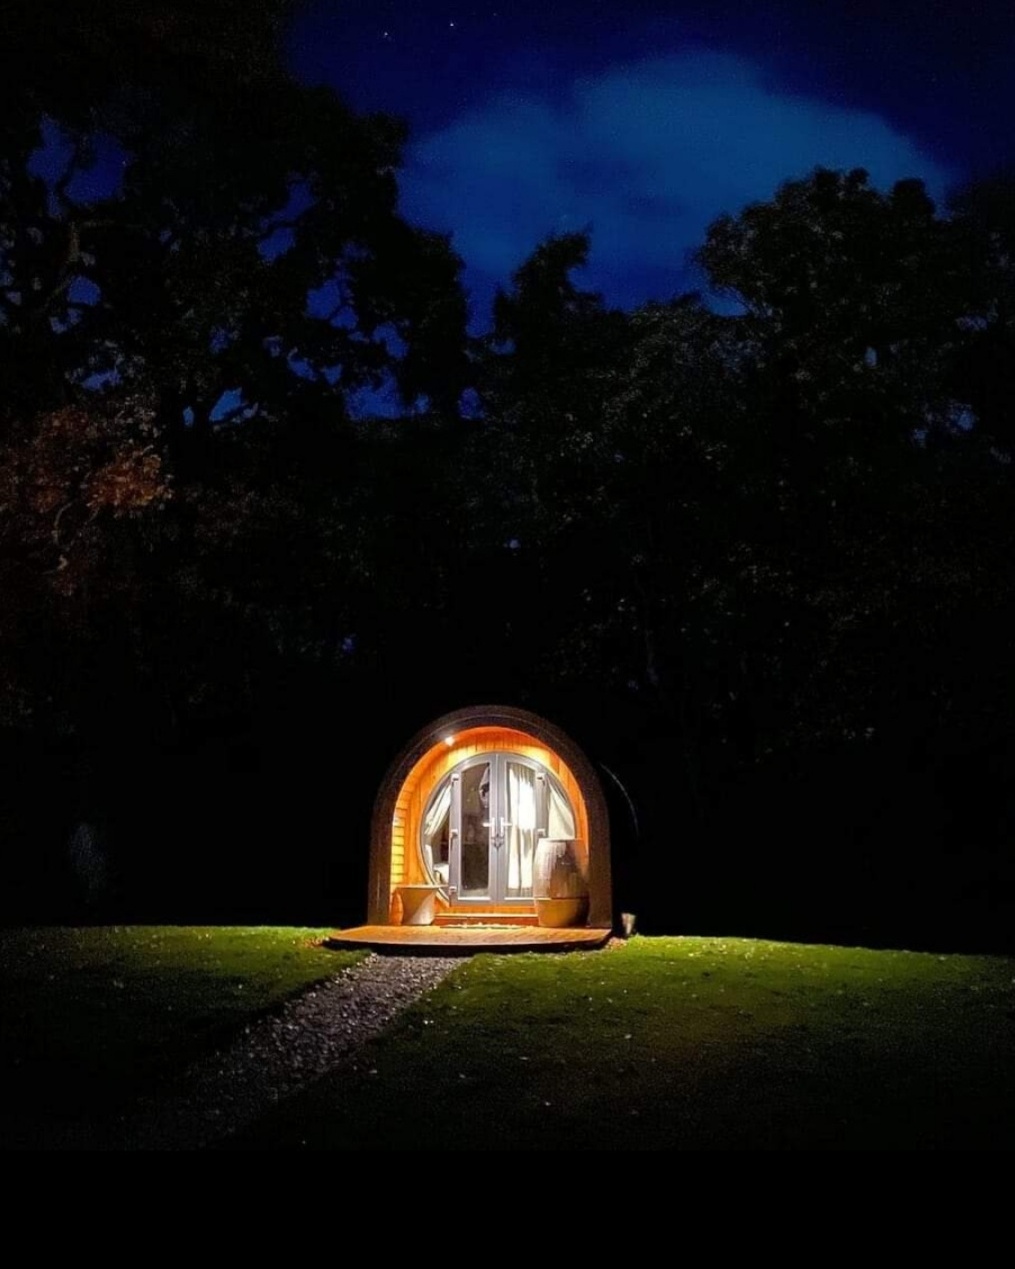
[112,953,460,1150]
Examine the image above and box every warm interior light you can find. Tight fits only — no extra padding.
[443,734,455,746]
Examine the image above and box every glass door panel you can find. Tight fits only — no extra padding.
[458,761,492,897]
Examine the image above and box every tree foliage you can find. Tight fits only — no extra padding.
[0,0,468,734]
[3,9,1015,935]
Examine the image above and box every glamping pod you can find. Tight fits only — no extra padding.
[368,705,612,931]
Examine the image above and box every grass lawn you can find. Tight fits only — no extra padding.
[0,926,361,1148]
[232,935,1015,1150]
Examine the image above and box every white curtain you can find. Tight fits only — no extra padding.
[506,762,537,895]
[422,778,452,881]
[548,782,576,840]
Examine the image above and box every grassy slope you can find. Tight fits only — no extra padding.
[234,936,1015,1150]
[0,926,361,1146]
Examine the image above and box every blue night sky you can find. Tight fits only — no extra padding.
[286,0,1015,320]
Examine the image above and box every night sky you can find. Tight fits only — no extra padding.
[287,0,1014,318]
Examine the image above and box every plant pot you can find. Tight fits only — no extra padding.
[533,838,588,928]
[397,885,440,926]
[534,896,590,928]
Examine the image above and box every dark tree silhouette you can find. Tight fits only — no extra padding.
[2,9,1014,946]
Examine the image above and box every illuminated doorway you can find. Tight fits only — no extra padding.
[369,705,613,928]
[421,752,577,904]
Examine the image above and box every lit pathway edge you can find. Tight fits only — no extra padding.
[113,953,460,1150]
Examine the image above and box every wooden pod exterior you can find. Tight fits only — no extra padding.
[369,706,612,928]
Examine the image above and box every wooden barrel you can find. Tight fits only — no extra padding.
[533,838,588,927]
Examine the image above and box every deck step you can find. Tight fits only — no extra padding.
[435,912,540,927]
[327,926,611,954]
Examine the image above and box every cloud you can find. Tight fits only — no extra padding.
[400,49,952,314]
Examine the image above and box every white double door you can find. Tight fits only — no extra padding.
[426,753,575,903]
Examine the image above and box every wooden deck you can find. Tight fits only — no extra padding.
[326,924,612,955]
